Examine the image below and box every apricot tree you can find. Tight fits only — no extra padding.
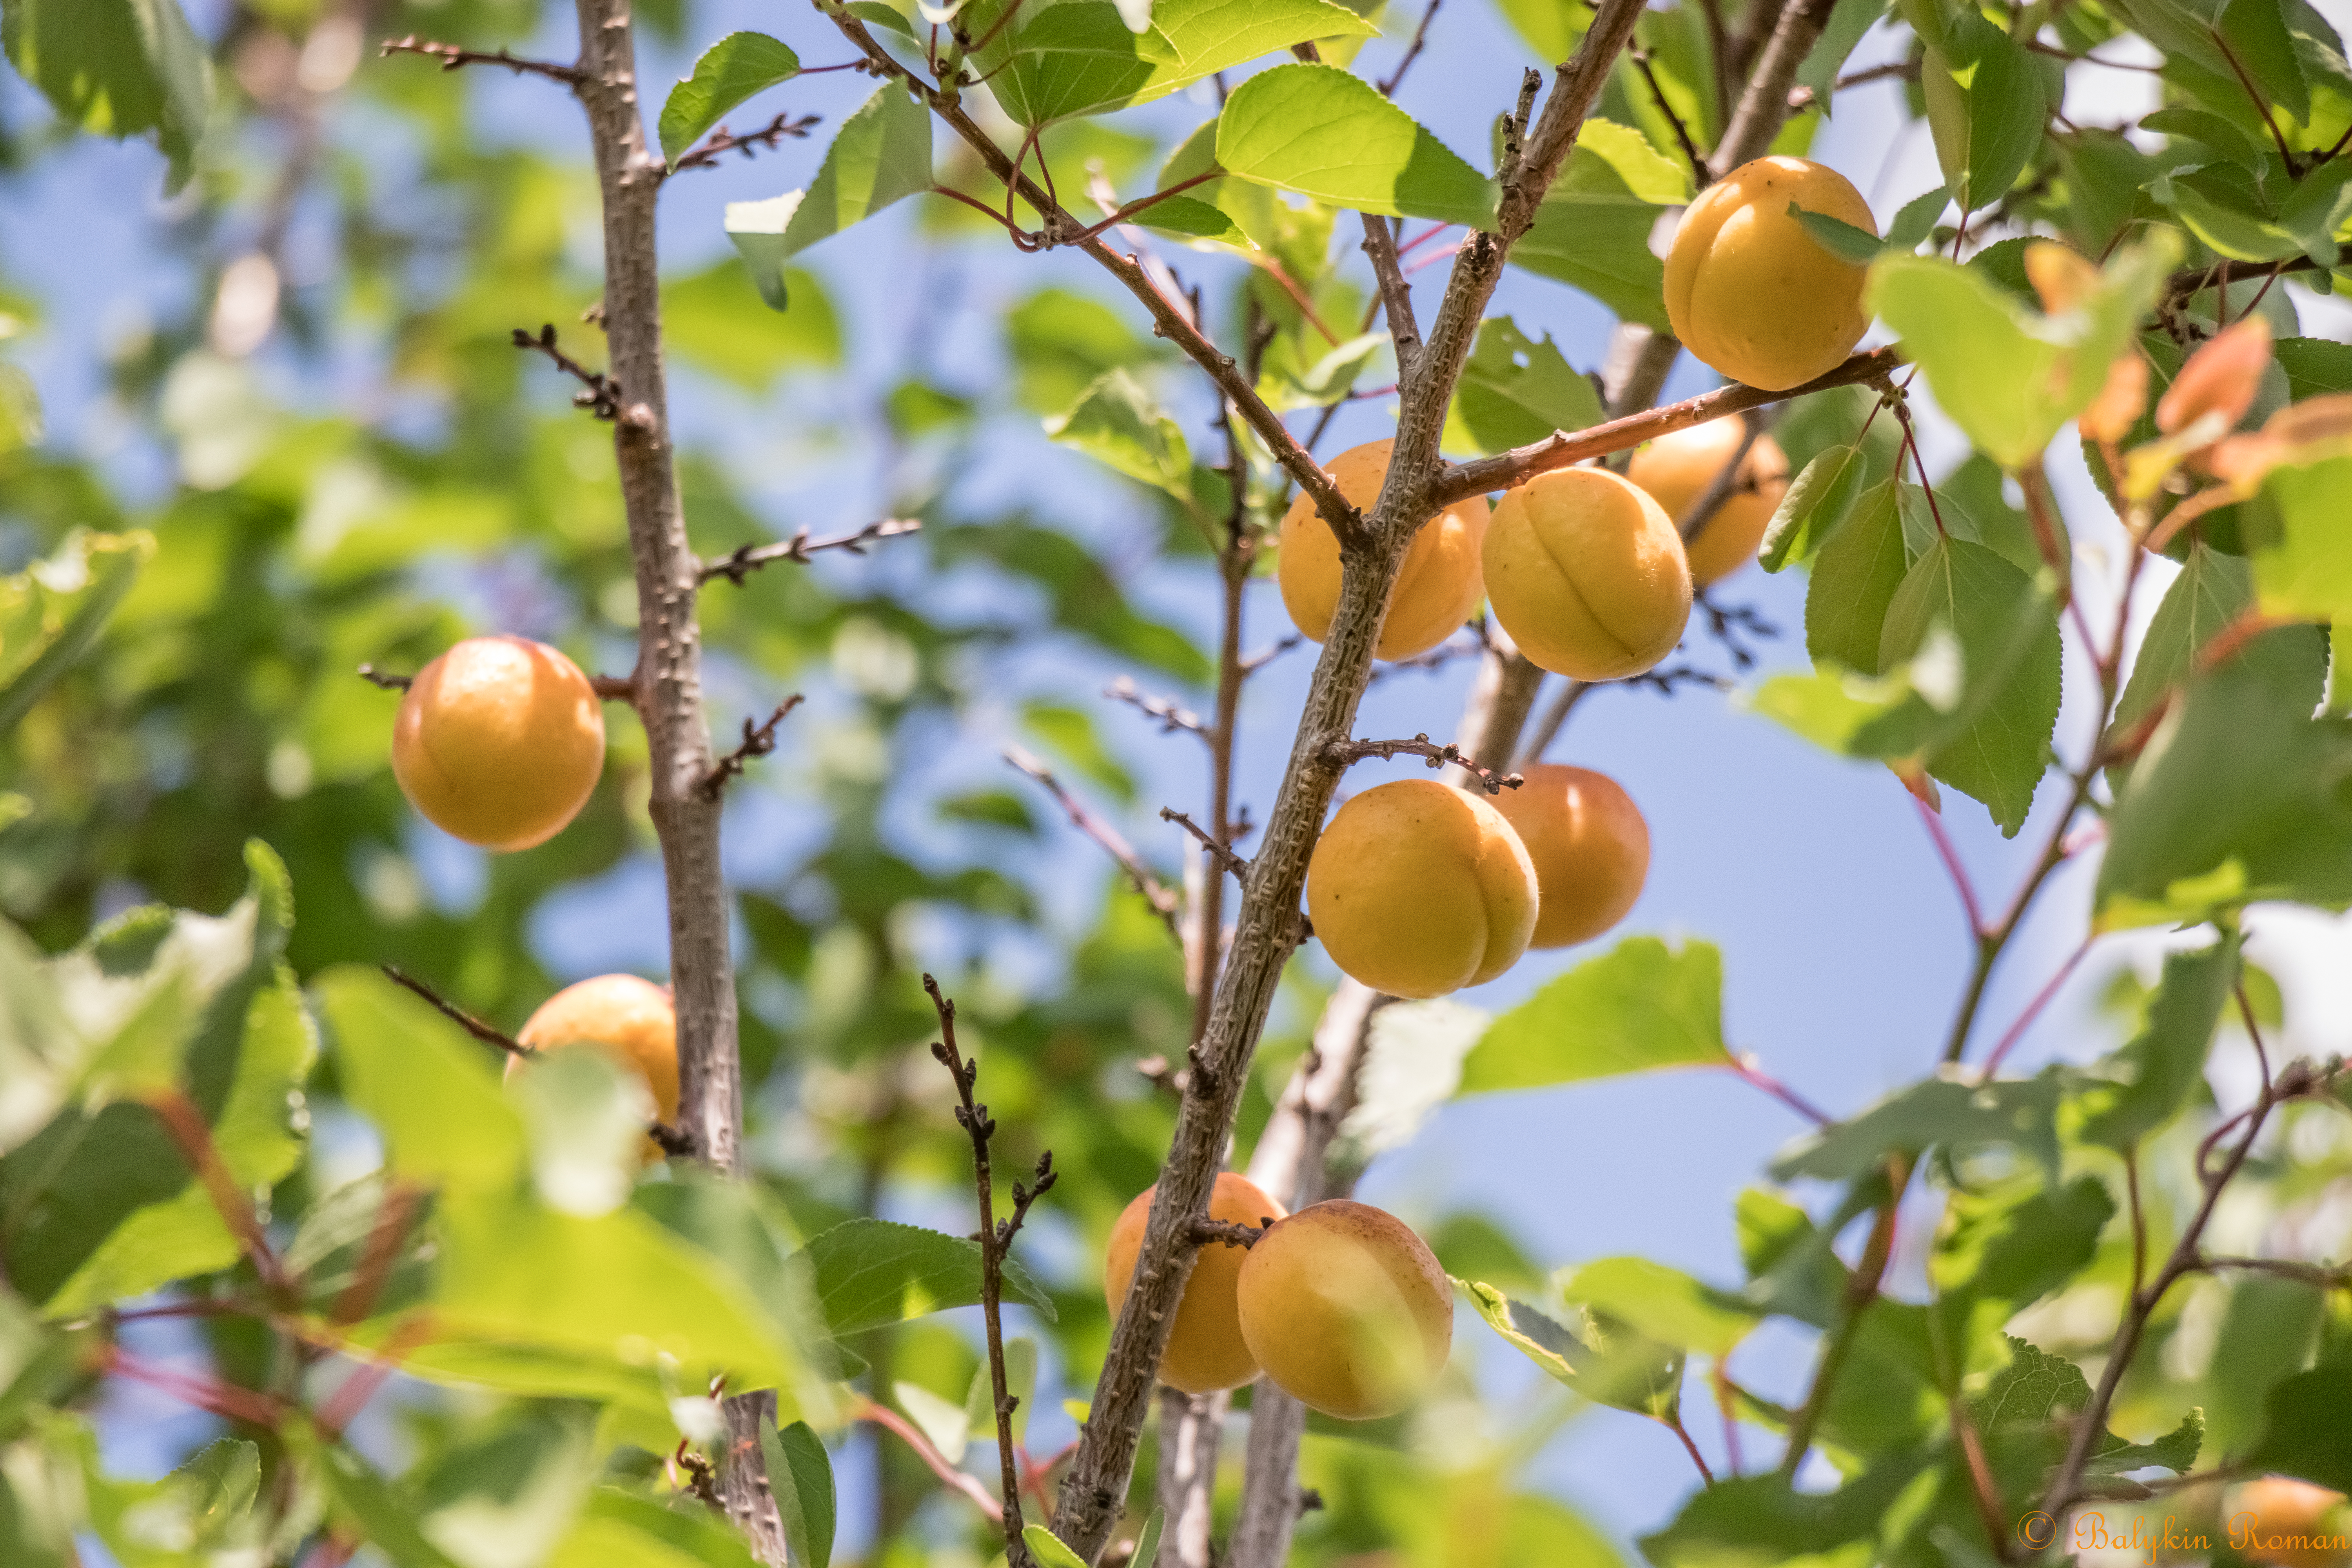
[3,0,2352,1565]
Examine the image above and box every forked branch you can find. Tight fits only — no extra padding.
[699,519,922,584]
[1324,733,1524,795]
[699,696,806,799]
[379,34,582,84]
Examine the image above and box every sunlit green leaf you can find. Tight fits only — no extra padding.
[1216,64,1499,228]
[658,32,800,167]
[1460,936,1729,1093]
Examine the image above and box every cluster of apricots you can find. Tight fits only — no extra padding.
[1105,1174,1453,1420]
[1280,156,1868,1002]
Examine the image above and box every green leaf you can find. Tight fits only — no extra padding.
[846,1,916,36]
[1130,1507,1166,1568]
[1789,201,1886,264]
[1132,193,1249,246]
[313,1437,466,1568]
[2095,636,2350,928]
[2239,1366,2352,1491]
[762,1421,836,1568]
[662,262,840,387]
[318,965,524,1197]
[657,32,800,167]
[1887,184,1951,249]
[1735,1187,1849,1328]
[1797,0,1891,114]
[1045,368,1194,498]
[1559,1257,1757,1359]
[2274,335,2352,399]
[1444,317,1605,457]
[1804,478,1907,672]
[1920,7,2047,214]
[1512,120,1688,330]
[1867,234,2180,468]
[893,1379,971,1461]
[1458,936,1730,1093]
[725,84,931,301]
[1,0,212,191]
[2074,935,2238,1149]
[2252,454,2352,625]
[1930,1175,2115,1363]
[967,0,1375,127]
[799,1218,1057,1335]
[1641,1470,1907,1568]
[563,1491,763,1568]
[1216,64,1499,228]
[1494,0,1595,60]
[162,1437,261,1548]
[0,844,314,1314]
[964,1335,1038,1450]
[1763,444,1868,572]
[1025,1525,1092,1568]
[1458,1279,1685,1421]
[0,529,154,734]
[1970,1336,2201,1476]
[1877,535,2063,835]
[1770,1067,2064,1182]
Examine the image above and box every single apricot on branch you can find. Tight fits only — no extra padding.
[1235,1200,1452,1421]
[1482,467,1693,681]
[1666,157,1877,392]
[1103,1171,1288,1395]
[1627,421,1790,586]
[1305,778,1538,999]
[507,974,681,1158]
[1491,763,1650,948]
[390,635,606,851]
[1278,437,1490,662]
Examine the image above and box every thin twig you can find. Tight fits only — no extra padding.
[356,664,411,691]
[1630,47,1711,189]
[668,111,822,174]
[379,966,524,1054]
[379,34,582,85]
[699,696,805,799]
[1432,349,1903,506]
[1190,1216,1270,1248]
[1162,808,1251,878]
[1239,635,1304,677]
[852,1399,1006,1520]
[1005,746,1182,938]
[1913,794,1987,937]
[1360,214,1421,371]
[926,975,1056,1567]
[1976,936,2095,1079]
[1726,1054,1831,1125]
[1107,676,1206,739]
[1323,733,1524,794]
[699,518,921,584]
[511,324,622,419]
[1376,0,1445,95]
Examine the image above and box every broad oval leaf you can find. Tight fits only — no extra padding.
[658,32,801,168]
[1216,64,1500,229]
[1459,936,1729,1093]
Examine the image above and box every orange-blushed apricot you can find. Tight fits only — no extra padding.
[1279,438,1490,662]
[508,975,680,1158]
[1305,779,1538,999]
[2227,1477,2350,1568]
[1490,764,1650,948]
[1666,157,1877,391]
[1234,1200,1452,1420]
[1482,467,1692,681]
[1104,1172,1289,1394]
[1626,421,1791,586]
[392,635,605,851]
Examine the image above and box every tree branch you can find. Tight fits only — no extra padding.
[1161,807,1250,878]
[1323,732,1524,795]
[927,975,1056,1568]
[1431,348,1902,506]
[1005,746,1182,940]
[699,696,804,800]
[1107,675,1206,740]
[379,965,524,1054]
[668,111,822,175]
[699,518,921,584]
[379,34,582,84]
[511,323,622,419]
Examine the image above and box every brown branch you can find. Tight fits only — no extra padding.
[1360,214,1421,371]
[379,34,582,85]
[1431,348,1902,506]
[1377,0,1445,94]
[851,1398,1006,1520]
[698,695,805,800]
[699,518,922,585]
[1107,676,1205,739]
[1189,1216,1269,1248]
[1323,732,1525,795]
[1631,46,1712,189]
[1240,635,1304,677]
[809,7,1365,557]
[356,664,411,691]
[379,966,525,1055]
[1162,807,1251,878]
[1711,0,1838,178]
[1005,746,1182,940]
[512,323,622,419]
[668,111,822,175]
[926,975,1056,1568]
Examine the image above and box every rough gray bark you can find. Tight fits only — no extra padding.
[1044,14,1649,1557]
[1154,1388,1229,1568]
[569,0,779,1557]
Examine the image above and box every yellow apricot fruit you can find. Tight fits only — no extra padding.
[1306,779,1538,1000]
[1482,466,1692,681]
[1278,438,1490,662]
[1665,157,1877,391]
[1234,1200,1452,1421]
[1625,421,1791,586]
[391,635,605,851]
[508,975,681,1159]
[1104,1172,1289,1395]
[2228,1477,2350,1568]
[1491,764,1650,948]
